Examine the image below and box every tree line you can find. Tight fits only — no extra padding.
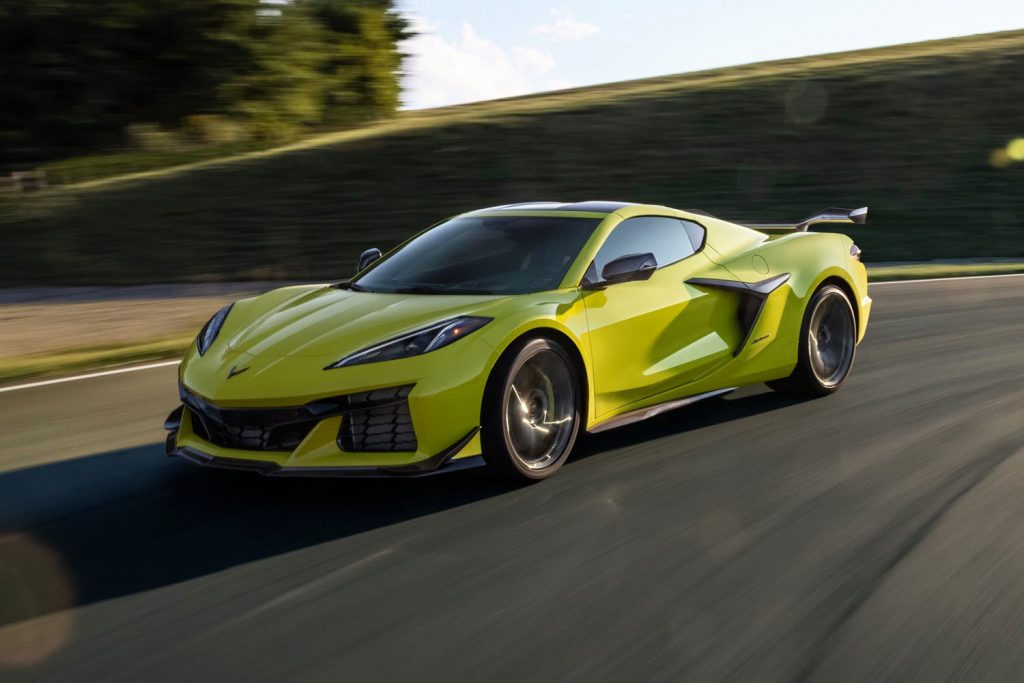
[0,0,409,169]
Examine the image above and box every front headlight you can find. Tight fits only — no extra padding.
[196,304,233,356]
[326,316,492,368]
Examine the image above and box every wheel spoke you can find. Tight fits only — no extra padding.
[503,349,576,470]
[510,384,528,415]
[807,291,855,387]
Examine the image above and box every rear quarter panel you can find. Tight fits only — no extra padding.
[695,231,865,387]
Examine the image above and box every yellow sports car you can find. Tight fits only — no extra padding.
[165,201,870,481]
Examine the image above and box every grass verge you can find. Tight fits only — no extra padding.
[0,337,192,385]
[867,262,1024,281]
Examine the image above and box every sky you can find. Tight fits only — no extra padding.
[399,0,1024,109]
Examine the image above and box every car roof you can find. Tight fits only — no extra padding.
[466,201,714,217]
[477,201,639,213]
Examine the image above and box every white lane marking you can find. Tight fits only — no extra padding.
[0,360,181,394]
[0,272,1020,394]
[870,272,1024,286]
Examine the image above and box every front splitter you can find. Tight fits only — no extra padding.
[167,427,484,478]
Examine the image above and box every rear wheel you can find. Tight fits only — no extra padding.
[768,284,857,397]
[482,338,581,481]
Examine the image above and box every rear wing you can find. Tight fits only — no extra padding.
[741,206,868,232]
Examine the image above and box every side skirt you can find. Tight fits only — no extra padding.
[587,388,736,434]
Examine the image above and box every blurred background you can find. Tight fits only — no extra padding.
[1,2,1024,680]
[2,0,1024,285]
[1,0,1023,379]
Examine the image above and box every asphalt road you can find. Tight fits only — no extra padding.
[1,276,1023,681]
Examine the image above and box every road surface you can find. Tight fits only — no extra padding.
[1,276,1023,681]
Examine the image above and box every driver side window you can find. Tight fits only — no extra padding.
[592,216,698,278]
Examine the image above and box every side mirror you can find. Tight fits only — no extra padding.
[597,252,657,287]
[356,247,382,273]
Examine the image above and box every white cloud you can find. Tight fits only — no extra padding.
[405,14,439,34]
[534,6,600,42]
[513,46,556,74]
[402,16,566,109]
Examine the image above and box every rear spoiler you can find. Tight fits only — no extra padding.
[741,206,868,232]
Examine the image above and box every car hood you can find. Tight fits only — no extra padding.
[226,285,509,359]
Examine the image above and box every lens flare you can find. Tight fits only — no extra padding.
[1006,138,1024,161]
[0,533,77,668]
[989,148,1012,168]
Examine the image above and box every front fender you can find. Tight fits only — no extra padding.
[475,289,597,427]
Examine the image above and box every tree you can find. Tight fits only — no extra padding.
[0,0,409,168]
[303,0,410,125]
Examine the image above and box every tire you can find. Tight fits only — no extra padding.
[767,284,857,397]
[481,338,582,481]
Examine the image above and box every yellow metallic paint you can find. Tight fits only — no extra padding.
[171,202,871,474]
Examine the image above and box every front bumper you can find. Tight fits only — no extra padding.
[167,332,498,475]
[166,429,483,478]
[164,385,485,477]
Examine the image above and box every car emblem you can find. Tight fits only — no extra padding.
[227,365,250,379]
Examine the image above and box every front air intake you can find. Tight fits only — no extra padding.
[338,386,417,452]
[180,384,416,453]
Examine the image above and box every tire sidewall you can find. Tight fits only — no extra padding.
[800,284,857,393]
[482,337,582,480]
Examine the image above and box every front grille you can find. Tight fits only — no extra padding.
[189,408,317,451]
[338,386,417,452]
[181,384,416,453]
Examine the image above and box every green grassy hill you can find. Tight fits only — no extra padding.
[3,29,1024,285]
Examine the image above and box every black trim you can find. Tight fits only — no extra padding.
[686,273,791,356]
[482,201,565,210]
[167,427,483,478]
[379,427,480,474]
[177,384,416,452]
[588,388,735,434]
[337,391,418,453]
[479,201,638,213]
[164,405,184,431]
[552,201,638,212]
[179,384,413,429]
[741,207,869,232]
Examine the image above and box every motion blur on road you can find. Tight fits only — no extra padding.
[2,0,1024,680]
[1,278,1023,681]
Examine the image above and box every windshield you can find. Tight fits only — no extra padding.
[352,215,602,294]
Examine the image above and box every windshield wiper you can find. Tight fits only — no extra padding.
[335,280,370,292]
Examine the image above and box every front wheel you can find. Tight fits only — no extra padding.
[768,284,857,397]
[481,338,582,481]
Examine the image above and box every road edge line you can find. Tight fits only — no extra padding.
[869,272,1024,286]
[0,360,181,394]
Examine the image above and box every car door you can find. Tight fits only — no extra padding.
[582,216,739,418]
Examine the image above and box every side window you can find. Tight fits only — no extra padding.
[681,219,706,252]
[592,216,696,277]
